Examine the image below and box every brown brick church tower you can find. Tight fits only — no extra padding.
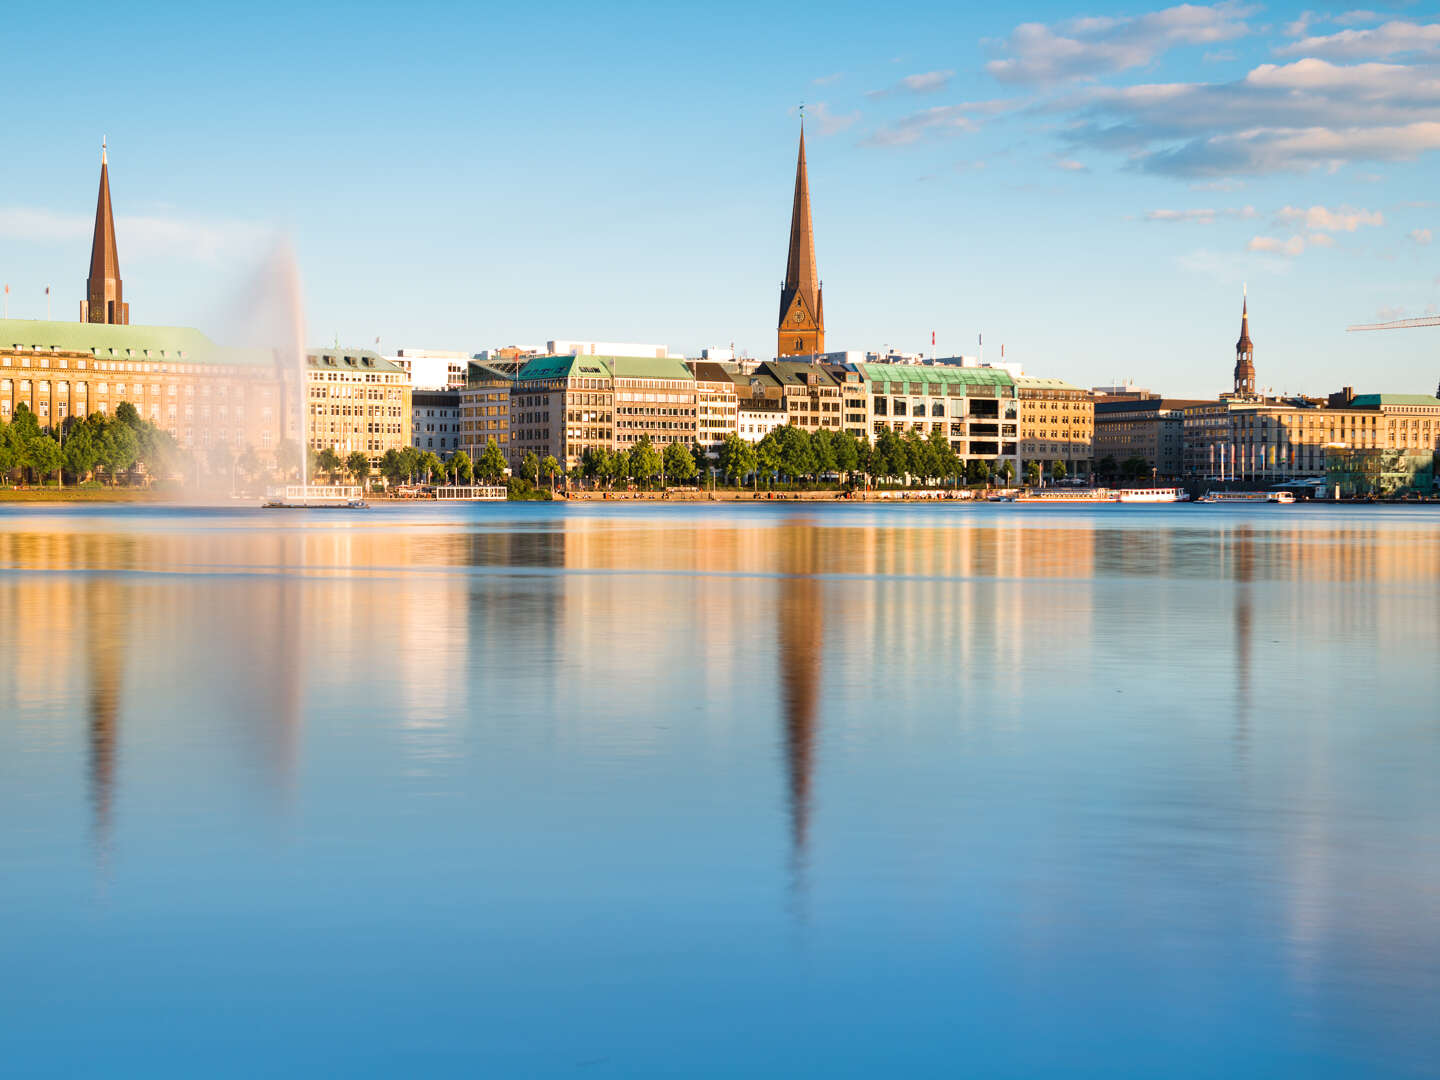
[81,139,128,325]
[777,122,823,358]
[1233,288,1255,396]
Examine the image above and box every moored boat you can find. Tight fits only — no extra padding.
[1197,490,1295,504]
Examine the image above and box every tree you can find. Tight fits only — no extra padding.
[1024,460,1042,488]
[346,451,371,488]
[114,401,142,429]
[663,441,697,484]
[774,425,815,483]
[275,438,302,480]
[450,449,473,486]
[1051,459,1068,482]
[476,438,507,483]
[379,448,407,487]
[1122,456,1151,481]
[1000,459,1015,485]
[966,458,992,486]
[541,454,560,490]
[29,433,61,484]
[400,446,423,484]
[606,447,630,488]
[419,451,443,484]
[100,420,139,485]
[630,435,661,488]
[927,428,959,485]
[716,433,749,486]
[755,430,782,487]
[832,430,860,482]
[1096,455,1118,479]
[520,450,540,484]
[316,447,342,483]
[63,422,100,482]
[872,428,902,482]
[810,428,838,479]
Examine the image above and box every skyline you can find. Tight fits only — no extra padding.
[2,1,1438,397]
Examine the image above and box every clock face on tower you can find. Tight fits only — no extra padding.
[792,309,804,325]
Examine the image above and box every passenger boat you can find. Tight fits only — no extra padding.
[1196,490,1295,504]
[1116,487,1188,503]
[1015,487,1188,504]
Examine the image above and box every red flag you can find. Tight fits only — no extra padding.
[931,331,935,346]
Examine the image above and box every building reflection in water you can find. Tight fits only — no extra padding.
[776,520,822,902]
[1232,524,1254,756]
[84,579,125,883]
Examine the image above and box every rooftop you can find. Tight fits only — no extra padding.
[0,318,273,366]
[857,362,1015,391]
[307,349,406,374]
[1350,394,1440,409]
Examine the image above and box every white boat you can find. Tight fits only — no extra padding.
[1116,488,1188,503]
[1197,490,1295,504]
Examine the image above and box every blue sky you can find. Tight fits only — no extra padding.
[2,0,1438,396]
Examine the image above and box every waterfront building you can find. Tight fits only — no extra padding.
[737,378,787,442]
[458,362,512,461]
[1094,397,1207,476]
[857,361,1020,468]
[390,349,469,389]
[1016,377,1094,473]
[0,146,293,458]
[306,349,411,466]
[0,319,286,454]
[689,361,741,451]
[611,355,698,451]
[411,388,462,453]
[820,362,871,441]
[81,141,129,326]
[776,126,824,358]
[755,360,842,433]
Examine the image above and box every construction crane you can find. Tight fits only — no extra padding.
[1347,315,1440,331]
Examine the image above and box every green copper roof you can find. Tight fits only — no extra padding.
[0,318,273,366]
[608,355,694,381]
[857,362,1015,393]
[1349,394,1440,408]
[516,355,612,382]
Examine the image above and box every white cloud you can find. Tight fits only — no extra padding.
[1277,20,1440,59]
[1056,58,1440,176]
[1248,235,1307,255]
[0,207,272,263]
[1308,232,1336,246]
[1203,50,1237,62]
[1334,11,1382,27]
[811,72,844,86]
[1276,204,1384,231]
[1146,205,1257,223]
[867,70,956,98]
[1411,228,1435,245]
[987,2,1254,84]
[806,102,860,136]
[860,100,1013,147]
[1055,157,1090,172]
[1377,304,1406,319]
[1284,11,1319,37]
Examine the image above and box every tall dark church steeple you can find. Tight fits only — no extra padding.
[1233,287,1254,396]
[83,139,128,325]
[777,120,823,358]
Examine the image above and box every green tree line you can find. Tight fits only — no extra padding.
[0,402,184,486]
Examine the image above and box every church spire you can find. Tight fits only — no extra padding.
[84,138,128,325]
[777,118,824,357]
[1233,286,1255,396]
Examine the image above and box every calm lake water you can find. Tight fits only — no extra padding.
[2,502,1438,1077]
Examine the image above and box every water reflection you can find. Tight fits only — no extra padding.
[1,505,1439,1077]
[777,521,822,899]
[84,579,124,879]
